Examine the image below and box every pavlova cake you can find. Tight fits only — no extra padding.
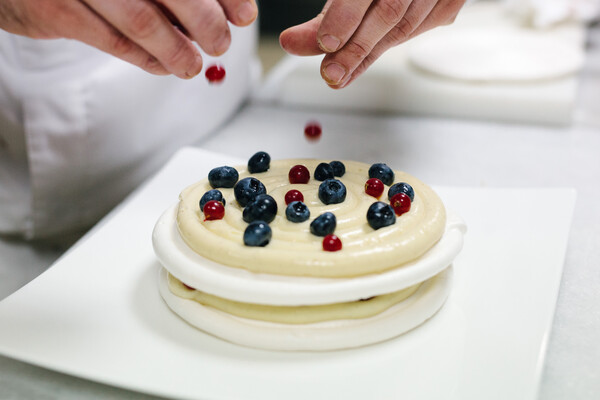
[152,152,466,351]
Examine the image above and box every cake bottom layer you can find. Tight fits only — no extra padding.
[158,266,453,351]
[167,272,421,324]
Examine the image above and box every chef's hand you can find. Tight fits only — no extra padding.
[0,0,257,79]
[280,0,465,88]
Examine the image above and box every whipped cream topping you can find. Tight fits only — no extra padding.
[176,159,446,278]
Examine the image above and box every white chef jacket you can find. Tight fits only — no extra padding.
[0,24,259,240]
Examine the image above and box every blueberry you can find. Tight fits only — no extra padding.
[329,161,346,177]
[366,202,396,230]
[234,177,267,207]
[243,194,278,223]
[314,162,334,181]
[208,166,239,188]
[248,151,270,173]
[199,189,226,210]
[286,201,310,223]
[368,163,395,186]
[388,182,414,201]
[310,212,337,236]
[318,179,347,205]
[243,221,272,247]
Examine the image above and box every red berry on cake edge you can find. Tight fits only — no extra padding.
[323,234,342,252]
[365,178,384,198]
[289,165,310,184]
[203,200,225,221]
[390,193,411,216]
[285,189,304,205]
[304,122,322,141]
[205,64,226,83]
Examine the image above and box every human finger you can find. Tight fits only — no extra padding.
[158,0,233,56]
[154,2,189,36]
[316,0,373,53]
[216,0,258,26]
[19,0,170,75]
[320,0,426,86]
[340,0,465,88]
[407,0,465,37]
[84,0,203,79]
[279,0,335,56]
[279,15,324,56]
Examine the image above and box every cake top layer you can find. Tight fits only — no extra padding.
[176,157,446,278]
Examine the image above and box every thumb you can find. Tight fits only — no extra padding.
[279,15,324,56]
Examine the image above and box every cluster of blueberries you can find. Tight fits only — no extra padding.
[199,152,415,249]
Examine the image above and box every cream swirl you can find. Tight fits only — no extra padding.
[177,159,446,278]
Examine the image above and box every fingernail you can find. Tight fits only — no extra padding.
[237,2,256,24]
[323,63,346,84]
[339,74,353,88]
[213,32,231,55]
[319,34,341,52]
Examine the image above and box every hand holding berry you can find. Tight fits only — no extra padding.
[280,0,465,88]
[0,0,257,79]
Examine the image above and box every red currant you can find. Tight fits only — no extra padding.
[284,189,304,205]
[390,193,411,216]
[288,165,310,184]
[365,178,384,198]
[205,64,226,83]
[304,122,322,141]
[323,234,342,252]
[203,200,225,220]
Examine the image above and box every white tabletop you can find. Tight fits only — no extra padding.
[1,28,599,400]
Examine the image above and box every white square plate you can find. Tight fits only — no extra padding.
[0,148,575,400]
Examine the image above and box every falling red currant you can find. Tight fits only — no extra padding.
[323,234,342,252]
[304,122,322,141]
[203,200,225,220]
[365,178,384,198]
[284,189,304,205]
[205,64,226,83]
[390,193,411,216]
[288,165,310,184]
